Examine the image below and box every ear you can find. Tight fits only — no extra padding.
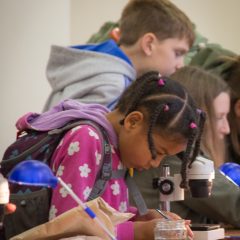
[234,99,240,118]
[140,33,157,56]
[123,111,144,130]
[110,27,120,42]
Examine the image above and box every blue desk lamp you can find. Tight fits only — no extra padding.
[8,160,117,240]
[219,162,240,187]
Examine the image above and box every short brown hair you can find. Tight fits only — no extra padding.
[119,0,194,47]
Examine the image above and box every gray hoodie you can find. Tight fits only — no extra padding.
[43,43,136,111]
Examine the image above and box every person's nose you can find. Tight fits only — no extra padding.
[220,117,230,135]
[176,57,184,70]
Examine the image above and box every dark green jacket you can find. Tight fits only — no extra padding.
[190,44,237,79]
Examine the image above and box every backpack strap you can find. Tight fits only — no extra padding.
[125,172,148,215]
[48,120,89,135]
[86,120,112,201]
[109,169,148,215]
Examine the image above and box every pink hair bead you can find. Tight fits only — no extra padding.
[158,78,165,86]
[163,104,169,112]
[190,122,197,129]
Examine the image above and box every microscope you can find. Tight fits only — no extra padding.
[152,155,215,210]
[153,156,225,240]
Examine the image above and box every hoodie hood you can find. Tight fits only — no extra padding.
[16,99,118,147]
[43,40,136,111]
[46,41,136,92]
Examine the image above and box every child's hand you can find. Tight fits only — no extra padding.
[133,219,158,240]
[0,203,16,227]
[133,209,193,240]
[4,203,16,215]
[155,211,193,240]
[184,220,193,240]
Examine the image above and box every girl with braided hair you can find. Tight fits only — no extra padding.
[115,71,205,189]
[132,66,240,229]
[20,71,204,239]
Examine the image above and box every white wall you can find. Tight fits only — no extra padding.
[0,0,70,158]
[172,0,240,53]
[1,0,240,159]
[71,0,127,44]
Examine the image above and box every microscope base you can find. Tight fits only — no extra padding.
[193,228,225,240]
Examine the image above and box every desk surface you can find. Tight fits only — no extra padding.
[224,229,240,239]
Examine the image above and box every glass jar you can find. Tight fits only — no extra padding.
[154,219,187,240]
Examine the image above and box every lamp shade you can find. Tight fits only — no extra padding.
[219,162,240,187]
[8,160,58,188]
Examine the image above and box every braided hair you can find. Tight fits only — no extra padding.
[116,71,205,188]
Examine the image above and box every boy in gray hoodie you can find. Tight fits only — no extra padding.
[43,0,194,111]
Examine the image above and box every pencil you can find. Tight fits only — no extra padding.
[129,168,134,177]
[155,208,171,220]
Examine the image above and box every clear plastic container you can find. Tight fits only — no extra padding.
[154,219,187,240]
